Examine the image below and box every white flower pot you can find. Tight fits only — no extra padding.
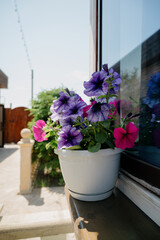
[55,148,122,201]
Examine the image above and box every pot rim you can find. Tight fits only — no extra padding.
[55,147,123,155]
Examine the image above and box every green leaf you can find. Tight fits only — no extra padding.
[45,128,53,133]
[50,139,57,147]
[97,95,106,99]
[46,139,57,150]
[100,121,110,129]
[85,137,91,141]
[46,142,51,150]
[95,132,107,143]
[110,94,118,98]
[105,139,114,149]
[66,145,82,150]
[45,132,51,138]
[88,143,101,152]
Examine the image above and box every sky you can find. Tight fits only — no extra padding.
[102,0,160,67]
[0,0,90,108]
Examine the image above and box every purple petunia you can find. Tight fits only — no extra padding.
[105,68,121,94]
[59,116,76,127]
[50,104,61,121]
[84,70,108,97]
[143,72,160,108]
[57,125,83,149]
[53,91,72,113]
[70,91,82,101]
[143,96,160,108]
[147,72,160,98]
[63,100,87,118]
[87,102,110,122]
[84,66,121,97]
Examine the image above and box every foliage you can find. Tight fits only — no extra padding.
[28,88,65,186]
[28,88,64,127]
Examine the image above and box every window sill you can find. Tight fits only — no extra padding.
[65,186,160,240]
[116,172,160,226]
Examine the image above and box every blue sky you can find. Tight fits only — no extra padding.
[102,0,160,67]
[0,0,90,108]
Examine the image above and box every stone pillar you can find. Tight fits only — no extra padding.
[18,128,34,194]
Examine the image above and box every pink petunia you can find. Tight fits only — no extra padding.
[114,122,139,150]
[32,120,48,142]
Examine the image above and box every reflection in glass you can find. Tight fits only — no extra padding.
[101,0,160,167]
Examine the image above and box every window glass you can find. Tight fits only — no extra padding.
[102,0,160,167]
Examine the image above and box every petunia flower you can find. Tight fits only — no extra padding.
[32,120,48,142]
[84,70,108,97]
[53,91,72,113]
[147,72,160,98]
[63,100,87,118]
[107,69,121,94]
[50,104,61,121]
[87,102,110,122]
[57,125,83,150]
[114,122,139,150]
[83,100,97,118]
[102,64,109,73]
[70,91,82,101]
[59,116,76,127]
[143,96,160,108]
[143,72,160,108]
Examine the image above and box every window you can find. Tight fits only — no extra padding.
[97,0,160,191]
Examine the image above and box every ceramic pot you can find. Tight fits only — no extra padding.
[55,148,122,201]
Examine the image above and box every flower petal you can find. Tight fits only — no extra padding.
[115,136,128,150]
[57,126,83,149]
[126,123,139,142]
[36,120,46,129]
[114,127,126,139]
[33,128,44,142]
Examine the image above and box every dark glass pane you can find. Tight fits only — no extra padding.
[101,0,160,167]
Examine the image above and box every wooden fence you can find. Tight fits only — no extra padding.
[4,107,32,143]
